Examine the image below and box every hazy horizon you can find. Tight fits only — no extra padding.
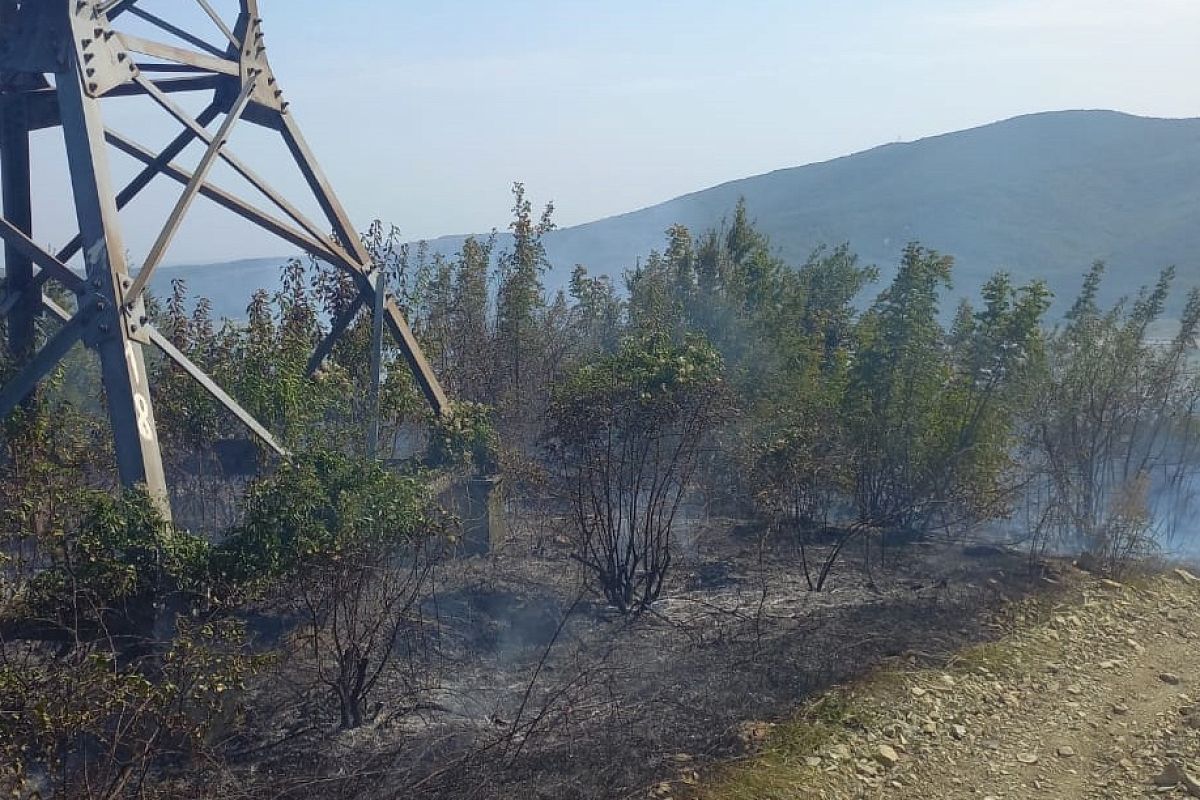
[9,0,1200,268]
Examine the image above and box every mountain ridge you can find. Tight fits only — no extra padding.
[134,109,1200,317]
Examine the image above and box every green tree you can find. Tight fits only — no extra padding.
[495,182,555,406]
[845,247,1050,533]
[844,244,954,528]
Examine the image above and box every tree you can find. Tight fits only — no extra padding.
[844,246,1049,531]
[548,335,731,614]
[1025,264,1200,572]
[449,235,497,402]
[495,183,555,408]
[932,272,1050,526]
[844,244,955,528]
[568,265,623,357]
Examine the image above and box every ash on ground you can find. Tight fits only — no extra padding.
[229,518,1052,800]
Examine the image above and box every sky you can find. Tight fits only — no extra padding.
[16,0,1200,266]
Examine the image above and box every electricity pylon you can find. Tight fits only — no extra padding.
[0,1,449,518]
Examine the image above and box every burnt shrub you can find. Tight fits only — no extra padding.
[548,334,731,614]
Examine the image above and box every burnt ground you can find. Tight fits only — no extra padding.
[221,515,1061,800]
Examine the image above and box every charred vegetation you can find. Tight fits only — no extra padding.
[4,192,1200,799]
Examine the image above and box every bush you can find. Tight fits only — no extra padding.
[1,618,252,800]
[214,451,433,590]
[0,492,250,800]
[428,400,499,472]
[548,334,731,614]
[215,451,440,728]
[14,489,210,646]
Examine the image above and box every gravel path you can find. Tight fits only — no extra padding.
[697,567,1200,800]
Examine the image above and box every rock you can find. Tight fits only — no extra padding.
[1057,745,1077,758]
[1174,568,1200,584]
[1112,703,1130,715]
[828,743,852,761]
[804,756,822,768]
[1016,752,1040,764]
[1160,673,1183,686]
[875,744,900,768]
[911,687,928,698]
[738,720,776,748]
[1153,760,1200,795]
[951,724,967,740]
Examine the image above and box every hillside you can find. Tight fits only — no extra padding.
[152,110,1200,318]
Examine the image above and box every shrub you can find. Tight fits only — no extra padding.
[548,334,731,614]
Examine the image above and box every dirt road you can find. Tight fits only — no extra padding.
[697,567,1200,800]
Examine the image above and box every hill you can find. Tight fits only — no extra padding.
[151,109,1200,318]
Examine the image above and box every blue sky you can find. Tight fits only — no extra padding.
[21,0,1200,265]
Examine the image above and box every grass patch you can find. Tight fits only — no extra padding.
[947,640,1030,676]
[696,683,884,800]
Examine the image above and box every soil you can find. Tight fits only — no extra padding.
[695,566,1200,800]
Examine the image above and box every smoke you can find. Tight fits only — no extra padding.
[1148,469,1200,562]
[991,444,1200,567]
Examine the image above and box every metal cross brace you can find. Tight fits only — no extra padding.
[0,0,449,518]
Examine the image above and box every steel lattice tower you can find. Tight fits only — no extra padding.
[0,0,449,518]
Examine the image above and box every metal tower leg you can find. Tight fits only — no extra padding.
[56,57,169,511]
[1,95,34,361]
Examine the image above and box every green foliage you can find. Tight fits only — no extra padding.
[14,489,210,638]
[215,452,433,588]
[428,400,499,472]
[553,333,726,425]
[0,489,252,799]
[1,618,253,799]
[936,272,1051,520]
[844,245,1050,528]
[569,264,624,355]
[495,183,556,405]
